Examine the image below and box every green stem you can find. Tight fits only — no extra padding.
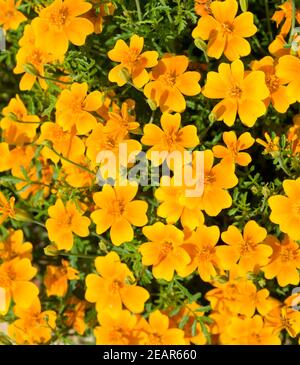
[48,145,96,176]
[278,154,292,177]
[28,219,46,228]
[289,0,296,44]
[57,252,96,259]
[135,0,142,22]
[39,74,72,85]
[160,0,172,23]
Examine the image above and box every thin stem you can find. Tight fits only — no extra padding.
[289,0,296,44]
[135,0,142,22]
[57,252,96,259]
[265,0,273,41]
[28,219,46,228]
[48,145,96,176]
[149,110,156,124]
[160,0,172,23]
[278,154,292,177]
[39,74,72,85]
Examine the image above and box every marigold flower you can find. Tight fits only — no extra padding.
[0,0,26,31]
[8,297,56,345]
[213,131,254,166]
[94,309,140,345]
[0,229,32,262]
[31,0,94,56]
[108,34,158,88]
[263,235,300,287]
[268,178,300,241]
[141,112,199,167]
[83,0,115,34]
[194,0,212,17]
[45,199,91,251]
[144,55,201,113]
[44,260,79,297]
[64,297,87,335]
[192,0,257,61]
[85,252,149,313]
[272,1,300,36]
[91,183,148,246]
[256,132,280,155]
[251,56,292,113]
[1,95,40,145]
[220,315,281,345]
[216,220,272,273]
[203,59,270,127]
[276,55,300,103]
[0,258,39,315]
[56,82,103,135]
[137,310,186,345]
[0,191,15,224]
[61,156,95,188]
[139,222,191,281]
[178,224,221,282]
[198,150,238,216]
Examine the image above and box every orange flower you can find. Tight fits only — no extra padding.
[256,132,280,155]
[276,55,300,103]
[220,315,281,345]
[213,131,254,166]
[137,310,186,345]
[1,95,40,145]
[45,199,91,251]
[217,221,272,273]
[192,0,257,61]
[0,142,11,172]
[83,1,115,34]
[44,260,79,297]
[108,34,158,88]
[8,297,56,344]
[139,222,191,281]
[64,297,87,335]
[198,150,238,216]
[56,82,103,135]
[272,1,300,36]
[0,191,15,224]
[94,309,140,345]
[251,56,292,113]
[0,0,26,31]
[194,0,213,17]
[31,0,94,56]
[178,224,221,282]
[141,112,199,167]
[268,178,300,241]
[85,252,149,313]
[91,183,148,246]
[61,156,95,188]
[203,59,269,127]
[155,175,204,231]
[144,55,201,112]
[38,122,85,164]
[0,258,39,315]
[14,25,61,91]
[0,229,32,262]
[263,235,300,287]
[287,116,300,156]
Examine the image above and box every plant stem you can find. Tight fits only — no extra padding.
[160,0,172,23]
[289,0,296,44]
[57,252,96,259]
[278,154,292,177]
[135,0,142,22]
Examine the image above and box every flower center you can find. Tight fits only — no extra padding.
[197,246,214,261]
[0,273,11,289]
[148,332,163,345]
[28,49,45,68]
[266,73,280,93]
[221,22,234,34]
[240,239,255,255]
[5,11,15,19]
[204,172,216,185]
[161,71,177,87]
[110,200,126,218]
[49,6,70,29]
[158,242,173,261]
[280,248,296,262]
[122,49,141,69]
[229,85,242,98]
[109,326,129,344]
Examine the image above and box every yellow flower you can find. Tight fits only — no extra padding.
[0,191,15,224]
[0,258,39,315]
[44,260,79,297]
[216,220,272,273]
[263,235,300,287]
[91,183,148,246]
[213,131,254,166]
[94,309,140,345]
[0,142,11,172]
[56,82,103,135]
[31,0,94,56]
[137,310,186,345]
[256,132,280,155]
[0,229,32,262]
[64,297,87,336]
[0,0,26,31]
[268,178,300,241]
[272,1,300,36]
[144,55,201,112]
[276,55,300,103]
[85,252,149,313]
[178,224,221,282]
[194,0,213,17]
[83,0,115,34]
[220,315,281,345]
[141,112,199,167]
[203,59,270,127]
[1,95,40,145]
[192,0,257,61]
[108,34,159,88]
[46,199,91,251]
[139,222,191,281]
[8,297,56,344]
